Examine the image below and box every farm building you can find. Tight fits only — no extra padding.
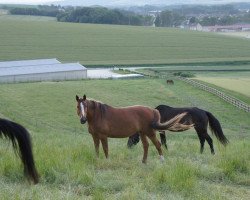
[0,59,87,83]
[0,58,60,68]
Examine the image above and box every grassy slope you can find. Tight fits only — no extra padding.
[143,69,250,104]
[0,79,249,199]
[0,16,250,66]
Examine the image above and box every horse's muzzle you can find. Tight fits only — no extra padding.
[80,117,87,124]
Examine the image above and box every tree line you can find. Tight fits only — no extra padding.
[56,7,153,26]
[9,5,61,17]
[6,4,250,27]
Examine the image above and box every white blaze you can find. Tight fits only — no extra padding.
[80,102,85,117]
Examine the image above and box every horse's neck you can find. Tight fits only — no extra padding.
[87,100,110,122]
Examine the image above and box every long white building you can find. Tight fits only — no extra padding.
[0,59,87,83]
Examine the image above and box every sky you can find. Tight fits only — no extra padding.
[0,0,250,5]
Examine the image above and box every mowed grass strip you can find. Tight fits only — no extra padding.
[0,17,250,66]
[0,79,249,199]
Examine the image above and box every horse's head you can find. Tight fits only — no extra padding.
[76,94,88,124]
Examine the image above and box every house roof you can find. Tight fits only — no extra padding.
[0,58,60,68]
[0,63,86,77]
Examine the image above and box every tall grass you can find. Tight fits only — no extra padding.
[0,79,249,199]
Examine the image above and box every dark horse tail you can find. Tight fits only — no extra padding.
[0,118,39,184]
[205,111,229,146]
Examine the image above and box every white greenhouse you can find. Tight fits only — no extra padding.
[0,59,87,83]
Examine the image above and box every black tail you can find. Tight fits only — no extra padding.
[159,131,168,150]
[127,133,140,148]
[0,118,39,184]
[205,111,229,146]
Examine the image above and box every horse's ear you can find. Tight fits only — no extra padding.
[76,95,79,101]
[83,94,86,100]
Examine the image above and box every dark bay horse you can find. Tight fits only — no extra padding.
[75,95,192,163]
[127,105,229,154]
[0,118,39,184]
[166,80,174,85]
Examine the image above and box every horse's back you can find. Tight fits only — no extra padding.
[156,105,207,124]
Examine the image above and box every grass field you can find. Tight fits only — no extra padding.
[195,73,250,98]
[140,68,250,104]
[0,79,249,199]
[218,31,250,39]
[0,15,250,66]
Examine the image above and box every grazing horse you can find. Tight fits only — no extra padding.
[0,118,39,184]
[127,105,228,154]
[75,95,192,163]
[166,80,174,85]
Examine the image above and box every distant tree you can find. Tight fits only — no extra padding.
[155,10,184,27]
[200,16,218,26]
[189,16,197,24]
[161,10,173,27]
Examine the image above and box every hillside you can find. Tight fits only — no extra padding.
[0,79,249,199]
[0,16,250,67]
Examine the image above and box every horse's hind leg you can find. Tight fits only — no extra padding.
[196,131,205,154]
[100,136,109,158]
[140,133,149,164]
[204,132,215,154]
[148,133,164,161]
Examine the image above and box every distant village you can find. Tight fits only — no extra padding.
[180,21,250,32]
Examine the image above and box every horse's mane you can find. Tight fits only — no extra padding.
[89,99,109,119]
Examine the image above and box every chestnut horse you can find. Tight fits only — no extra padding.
[75,95,192,163]
[0,118,39,184]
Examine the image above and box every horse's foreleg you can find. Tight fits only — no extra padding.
[148,133,164,161]
[92,135,100,157]
[140,134,149,164]
[100,137,109,159]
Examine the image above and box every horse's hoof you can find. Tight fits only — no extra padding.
[142,160,147,164]
[159,155,165,162]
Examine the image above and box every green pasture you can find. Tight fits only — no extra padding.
[1,15,250,66]
[141,68,250,104]
[0,79,249,199]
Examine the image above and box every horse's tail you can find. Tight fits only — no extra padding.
[151,110,192,131]
[159,131,168,150]
[205,111,229,146]
[0,118,39,184]
[127,133,140,148]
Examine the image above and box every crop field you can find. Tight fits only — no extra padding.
[194,73,250,98]
[0,79,249,199]
[0,16,250,66]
